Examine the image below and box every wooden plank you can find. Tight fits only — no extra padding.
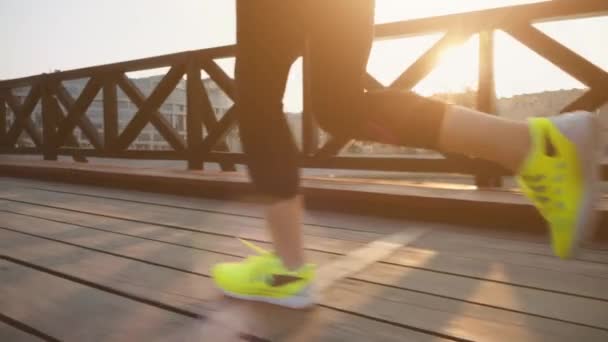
[116,67,187,151]
[2,174,607,248]
[0,176,425,234]
[0,229,441,342]
[0,161,606,239]
[412,230,608,264]
[0,320,46,342]
[0,258,206,341]
[3,181,608,277]
[5,194,608,293]
[3,179,607,264]
[0,210,334,276]
[2,211,608,334]
[0,229,224,315]
[3,215,605,341]
[0,196,367,256]
[301,154,509,175]
[46,176,401,233]
[0,184,389,242]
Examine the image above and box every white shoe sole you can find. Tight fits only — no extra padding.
[218,287,315,309]
[550,111,602,253]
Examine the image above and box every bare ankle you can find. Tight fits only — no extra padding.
[440,106,532,174]
[266,195,305,271]
[506,122,532,173]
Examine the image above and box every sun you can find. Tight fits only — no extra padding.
[413,35,480,96]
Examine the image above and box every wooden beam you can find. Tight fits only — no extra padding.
[374,0,608,39]
[314,137,351,159]
[51,98,87,162]
[41,81,58,160]
[561,89,608,113]
[194,73,236,171]
[0,257,204,341]
[477,31,496,114]
[186,61,204,170]
[201,60,236,100]
[364,74,384,91]
[504,23,608,90]
[54,82,104,150]
[0,45,234,89]
[53,78,102,149]
[103,77,119,152]
[4,86,42,147]
[116,68,187,151]
[302,41,319,155]
[302,154,510,175]
[198,106,237,155]
[0,94,6,146]
[475,30,502,188]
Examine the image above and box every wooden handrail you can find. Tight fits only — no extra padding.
[0,0,606,180]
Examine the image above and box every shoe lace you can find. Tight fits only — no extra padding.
[238,239,310,281]
[522,167,570,225]
[239,238,270,255]
[238,239,277,277]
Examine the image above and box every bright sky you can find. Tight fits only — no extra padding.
[1,0,607,112]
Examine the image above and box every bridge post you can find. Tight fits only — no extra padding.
[475,30,502,188]
[103,75,119,152]
[41,77,58,161]
[302,39,319,155]
[0,94,5,146]
[186,60,204,170]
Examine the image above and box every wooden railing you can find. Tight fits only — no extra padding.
[1,0,607,186]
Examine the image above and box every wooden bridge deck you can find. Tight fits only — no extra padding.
[1,175,608,341]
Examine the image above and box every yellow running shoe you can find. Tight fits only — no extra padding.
[517,111,601,258]
[211,239,315,308]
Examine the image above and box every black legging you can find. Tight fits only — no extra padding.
[235,0,446,199]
